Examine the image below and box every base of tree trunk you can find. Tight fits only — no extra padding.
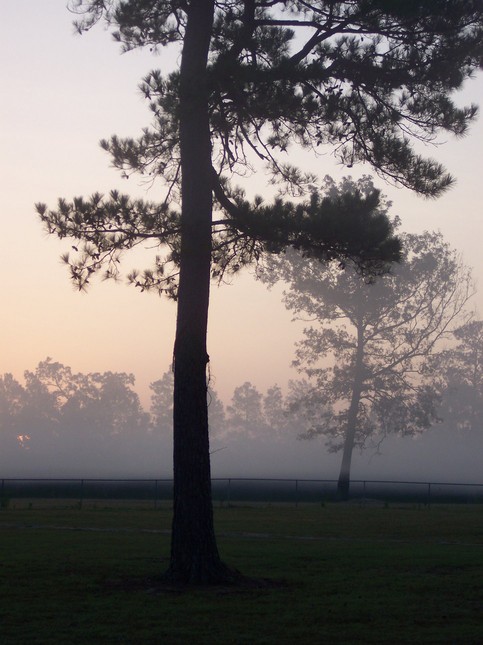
[337,478,350,501]
[161,558,243,586]
[120,568,287,593]
[103,569,286,595]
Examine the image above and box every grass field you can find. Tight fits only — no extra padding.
[1,503,482,644]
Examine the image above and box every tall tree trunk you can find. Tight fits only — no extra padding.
[337,322,365,500]
[166,0,233,584]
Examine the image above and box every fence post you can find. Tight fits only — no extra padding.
[79,479,84,509]
[0,479,4,509]
[295,479,299,508]
[227,478,231,507]
[427,482,431,508]
[154,479,159,510]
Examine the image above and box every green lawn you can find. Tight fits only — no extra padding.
[1,504,482,644]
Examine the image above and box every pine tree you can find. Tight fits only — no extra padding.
[37,1,482,582]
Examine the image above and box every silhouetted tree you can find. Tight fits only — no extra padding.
[36,0,482,582]
[261,218,474,498]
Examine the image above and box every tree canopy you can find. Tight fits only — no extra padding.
[38,0,483,294]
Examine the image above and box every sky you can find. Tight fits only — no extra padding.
[1,1,483,411]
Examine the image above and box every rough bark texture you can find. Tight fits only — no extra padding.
[337,322,365,500]
[165,0,235,584]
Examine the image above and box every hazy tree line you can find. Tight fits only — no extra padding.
[0,358,307,474]
[1,218,482,484]
[4,178,483,486]
[1,302,482,481]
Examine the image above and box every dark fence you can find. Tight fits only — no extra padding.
[2,477,483,508]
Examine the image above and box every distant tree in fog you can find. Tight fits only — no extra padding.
[27,359,149,441]
[227,382,265,438]
[0,359,150,468]
[261,222,474,498]
[262,385,288,439]
[0,374,31,455]
[207,387,226,439]
[223,380,312,442]
[433,319,483,434]
[150,371,174,435]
